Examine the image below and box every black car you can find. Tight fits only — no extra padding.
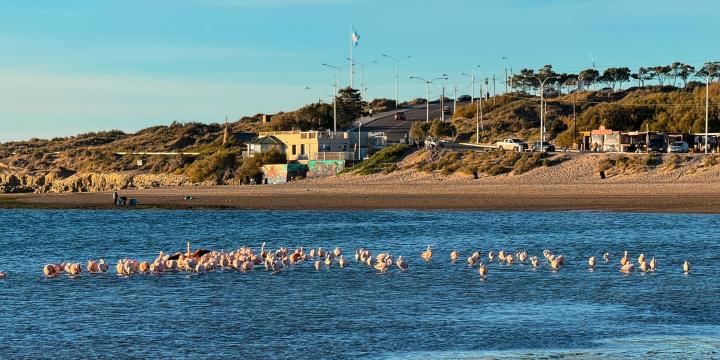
[457,95,472,102]
[532,141,555,152]
[394,111,406,121]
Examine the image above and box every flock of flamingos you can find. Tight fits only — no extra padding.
[0,242,689,280]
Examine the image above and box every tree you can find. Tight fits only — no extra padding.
[652,65,672,86]
[429,120,454,139]
[578,68,599,90]
[696,61,720,81]
[409,121,431,145]
[631,67,653,88]
[269,102,333,131]
[601,67,630,91]
[335,87,366,129]
[678,64,696,87]
[260,147,287,164]
[614,67,631,90]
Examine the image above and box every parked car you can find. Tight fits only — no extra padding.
[443,105,452,115]
[394,111,406,121]
[668,141,689,153]
[647,135,668,152]
[495,138,528,152]
[457,95,472,102]
[532,141,555,152]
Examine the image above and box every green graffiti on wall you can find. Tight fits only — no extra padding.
[308,160,345,178]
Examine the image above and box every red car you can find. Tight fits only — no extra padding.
[394,111,406,121]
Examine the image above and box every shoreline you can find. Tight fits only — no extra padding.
[4,182,720,213]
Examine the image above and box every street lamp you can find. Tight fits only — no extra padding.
[382,54,411,109]
[532,75,560,144]
[462,72,483,143]
[502,56,513,93]
[347,58,377,100]
[409,75,448,123]
[321,63,341,132]
[304,86,322,104]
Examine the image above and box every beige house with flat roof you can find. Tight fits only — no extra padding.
[257,130,369,161]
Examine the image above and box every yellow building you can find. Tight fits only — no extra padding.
[257,130,369,161]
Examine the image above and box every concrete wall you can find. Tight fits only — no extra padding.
[307,160,346,178]
[261,164,308,184]
[261,164,288,185]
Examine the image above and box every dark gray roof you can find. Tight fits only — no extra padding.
[247,135,284,145]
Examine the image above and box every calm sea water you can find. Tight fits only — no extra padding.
[0,209,718,359]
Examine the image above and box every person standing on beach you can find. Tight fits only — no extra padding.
[113,191,118,205]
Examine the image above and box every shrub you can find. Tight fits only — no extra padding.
[261,148,287,164]
[352,144,410,175]
[185,150,238,183]
[235,156,263,184]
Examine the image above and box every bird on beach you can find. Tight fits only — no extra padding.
[421,246,433,262]
[683,260,691,274]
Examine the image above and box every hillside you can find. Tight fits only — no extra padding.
[451,83,720,145]
[2,84,720,193]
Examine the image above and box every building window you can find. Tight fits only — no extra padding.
[292,145,296,155]
[300,144,305,155]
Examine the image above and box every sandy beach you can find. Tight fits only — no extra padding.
[3,153,720,213]
[4,180,720,213]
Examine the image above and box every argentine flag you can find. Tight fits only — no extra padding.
[351,28,360,46]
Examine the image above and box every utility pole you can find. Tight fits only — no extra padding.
[475,84,480,144]
[706,74,710,153]
[410,75,447,123]
[493,75,496,105]
[441,86,445,122]
[358,121,362,160]
[534,76,559,144]
[333,79,338,133]
[480,83,484,140]
[453,86,457,114]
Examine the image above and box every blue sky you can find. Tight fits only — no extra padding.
[1,0,718,141]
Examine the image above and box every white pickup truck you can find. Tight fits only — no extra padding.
[495,138,528,152]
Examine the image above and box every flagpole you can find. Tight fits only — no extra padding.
[349,22,354,89]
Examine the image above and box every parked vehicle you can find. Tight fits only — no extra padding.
[647,134,668,152]
[668,141,689,153]
[532,141,555,152]
[457,95,472,102]
[495,138,528,152]
[443,105,451,115]
[394,111,406,121]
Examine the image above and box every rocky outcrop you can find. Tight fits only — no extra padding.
[0,170,190,193]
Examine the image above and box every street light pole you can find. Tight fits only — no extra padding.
[706,74,710,154]
[410,75,448,123]
[358,121,362,160]
[533,76,560,144]
[383,54,410,109]
[322,63,341,132]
